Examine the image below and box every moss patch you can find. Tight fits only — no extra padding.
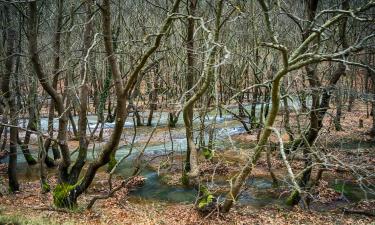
[41,181,51,193]
[198,186,214,209]
[53,183,78,208]
[181,172,189,186]
[285,190,300,206]
[24,154,37,165]
[107,151,117,172]
[202,148,214,160]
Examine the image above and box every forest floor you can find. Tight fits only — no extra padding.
[1,181,374,225]
[1,103,375,224]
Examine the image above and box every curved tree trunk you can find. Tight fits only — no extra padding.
[183,0,223,181]
[28,0,72,183]
[221,73,286,212]
[68,0,93,184]
[44,0,64,163]
[183,0,198,177]
[287,0,350,206]
[47,0,182,208]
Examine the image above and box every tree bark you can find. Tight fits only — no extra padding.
[28,1,71,183]
[369,68,375,135]
[183,0,223,181]
[183,0,198,176]
[287,0,350,206]
[51,0,182,208]
[44,0,64,162]
[68,0,93,184]
[3,5,19,192]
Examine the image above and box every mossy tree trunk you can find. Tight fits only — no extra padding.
[38,0,182,208]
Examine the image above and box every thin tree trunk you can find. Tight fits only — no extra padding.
[28,1,72,183]
[369,68,375,135]
[221,73,286,212]
[334,85,343,131]
[68,0,93,183]
[183,0,223,181]
[45,0,64,162]
[183,0,198,177]
[287,0,349,206]
[3,6,19,191]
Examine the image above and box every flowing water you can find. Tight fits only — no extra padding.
[1,111,280,207]
[2,101,373,208]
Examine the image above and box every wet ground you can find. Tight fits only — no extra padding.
[1,105,375,209]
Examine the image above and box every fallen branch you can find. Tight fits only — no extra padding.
[86,176,145,210]
[26,206,73,213]
[0,122,54,141]
[342,208,375,217]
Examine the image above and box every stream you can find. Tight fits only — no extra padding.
[2,103,374,208]
[1,111,280,207]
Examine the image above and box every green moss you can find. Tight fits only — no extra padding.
[181,172,189,186]
[332,183,351,195]
[107,151,117,172]
[332,183,361,201]
[198,186,214,209]
[285,190,300,206]
[42,181,51,193]
[202,148,214,160]
[24,154,37,165]
[53,183,78,208]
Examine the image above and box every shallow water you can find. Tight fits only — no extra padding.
[15,96,307,132]
[3,101,373,207]
[2,115,281,208]
[131,169,197,203]
[331,180,375,202]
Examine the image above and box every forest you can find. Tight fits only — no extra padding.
[0,0,374,224]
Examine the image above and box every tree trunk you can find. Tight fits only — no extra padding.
[369,68,375,135]
[28,1,72,183]
[147,67,159,126]
[3,6,19,191]
[287,0,349,206]
[68,0,93,184]
[334,85,343,131]
[50,0,182,208]
[221,73,286,212]
[45,0,64,162]
[183,0,198,178]
[183,0,223,182]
